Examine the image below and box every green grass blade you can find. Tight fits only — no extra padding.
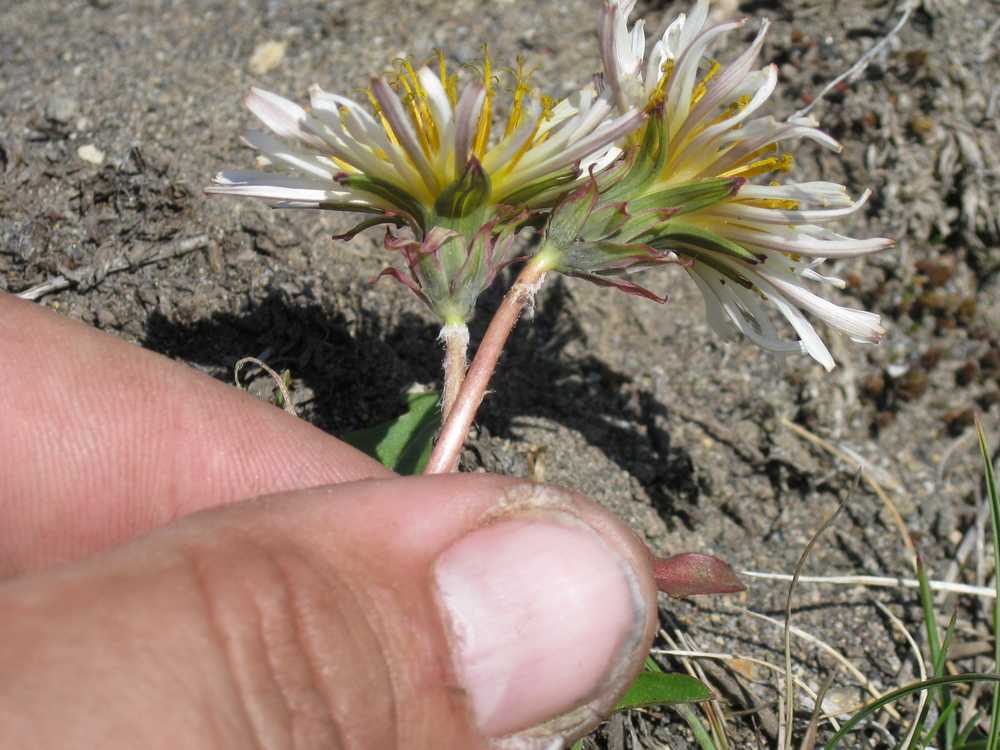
[673,703,719,750]
[934,611,958,678]
[822,674,1000,750]
[936,612,960,748]
[917,557,943,667]
[340,392,440,475]
[976,418,1000,750]
[615,672,712,710]
[917,558,957,748]
[918,700,959,750]
[955,710,982,747]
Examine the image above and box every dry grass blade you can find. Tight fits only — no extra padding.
[789,1,914,119]
[782,497,847,750]
[741,571,996,599]
[671,629,733,748]
[780,418,915,565]
[799,674,835,750]
[740,609,902,721]
[234,357,296,415]
[15,235,210,301]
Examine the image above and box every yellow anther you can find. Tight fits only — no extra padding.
[540,95,556,120]
[435,49,459,108]
[330,156,356,173]
[501,57,536,138]
[388,58,439,157]
[719,150,792,179]
[753,198,800,209]
[649,60,675,106]
[472,46,494,157]
[366,88,400,146]
[691,60,722,105]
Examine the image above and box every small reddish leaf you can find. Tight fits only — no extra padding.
[652,553,745,598]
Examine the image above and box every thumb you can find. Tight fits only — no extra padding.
[1,475,657,750]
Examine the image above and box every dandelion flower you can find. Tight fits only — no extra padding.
[207,52,644,323]
[586,0,893,370]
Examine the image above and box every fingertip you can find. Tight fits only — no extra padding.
[429,483,657,745]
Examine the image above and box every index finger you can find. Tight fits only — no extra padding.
[0,293,392,576]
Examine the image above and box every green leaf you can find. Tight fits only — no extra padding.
[615,672,712,711]
[341,392,440,475]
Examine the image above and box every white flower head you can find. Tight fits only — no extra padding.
[205,51,649,323]
[586,0,893,370]
[207,53,644,238]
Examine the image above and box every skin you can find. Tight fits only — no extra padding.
[0,293,658,750]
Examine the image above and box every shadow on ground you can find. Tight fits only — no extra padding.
[141,280,704,526]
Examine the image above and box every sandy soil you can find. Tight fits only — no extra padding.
[2,0,999,745]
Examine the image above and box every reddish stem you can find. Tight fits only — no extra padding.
[425,257,550,474]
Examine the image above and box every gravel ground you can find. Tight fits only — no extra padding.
[2,0,999,746]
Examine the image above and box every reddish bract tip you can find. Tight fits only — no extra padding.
[652,553,745,598]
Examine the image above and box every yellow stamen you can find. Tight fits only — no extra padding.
[329,155,356,173]
[691,60,722,105]
[366,88,400,147]
[745,198,800,209]
[501,119,544,175]
[399,59,440,155]
[719,152,794,179]
[707,94,751,128]
[472,46,494,158]
[648,59,675,108]
[436,50,459,108]
[503,56,533,138]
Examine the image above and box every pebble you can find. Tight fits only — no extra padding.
[249,40,287,75]
[45,94,78,123]
[77,144,105,165]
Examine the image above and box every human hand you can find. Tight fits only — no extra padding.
[0,294,658,749]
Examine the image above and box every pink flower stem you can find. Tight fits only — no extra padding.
[425,252,555,474]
